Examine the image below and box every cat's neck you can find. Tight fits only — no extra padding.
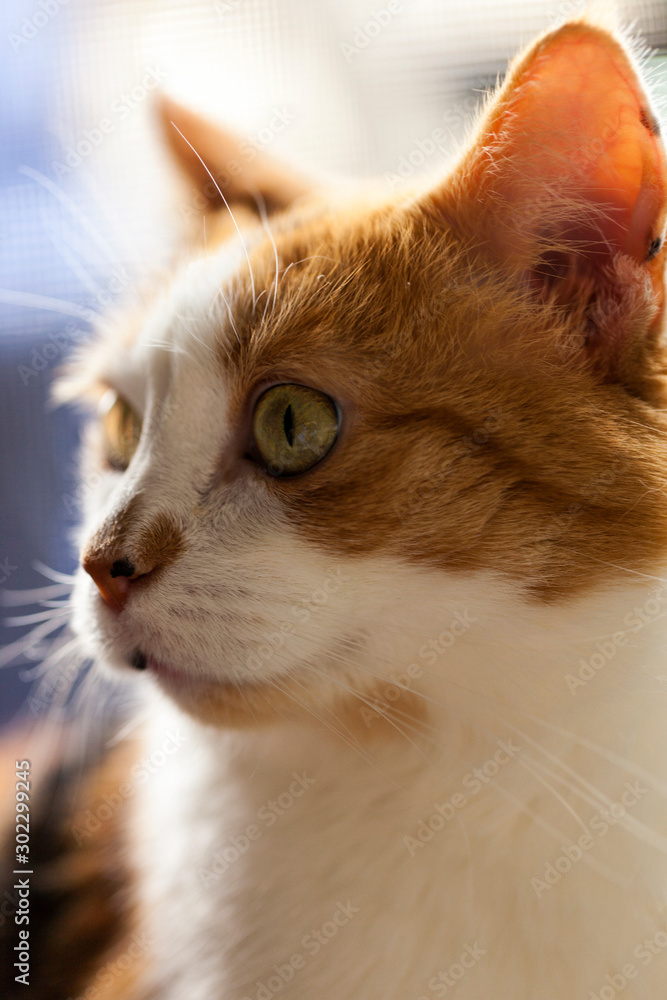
[136,575,667,1000]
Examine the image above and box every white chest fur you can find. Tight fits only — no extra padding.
[135,578,667,1000]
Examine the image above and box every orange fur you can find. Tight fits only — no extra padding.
[28,17,667,999]
[77,19,666,607]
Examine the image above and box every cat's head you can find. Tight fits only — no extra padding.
[61,20,667,733]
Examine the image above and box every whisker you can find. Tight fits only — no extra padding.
[217,288,241,347]
[514,754,590,834]
[0,616,69,668]
[301,660,436,762]
[168,122,257,308]
[0,288,97,322]
[491,782,632,888]
[253,192,279,321]
[21,636,81,682]
[5,608,71,627]
[19,165,122,267]
[2,583,73,606]
[524,715,667,799]
[272,673,406,786]
[33,562,77,584]
[175,313,215,356]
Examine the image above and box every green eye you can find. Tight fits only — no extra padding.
[252,384,339,476]
[100,390,142,472]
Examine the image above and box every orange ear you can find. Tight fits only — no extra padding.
[156,95,317,213]
[437,22,667,322]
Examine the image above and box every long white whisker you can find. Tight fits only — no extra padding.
[5,607,71,627]
[217,287,241,346]
[253,192,279,322]
[301,661,435,762]
[2,583,73,606]
[20,636,81,682]
[168,122,256,308]
[523,715,667,799]
[33,562,77,584]
[0,288,96,322]
[514,754,590,834]
[270,675,379,767]
[19,165,122,267]
[175,313,215,356]
[491,782,632,888]
[0,616,68,668]
[273,673,407,786]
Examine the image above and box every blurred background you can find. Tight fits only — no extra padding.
[1,0,666,725]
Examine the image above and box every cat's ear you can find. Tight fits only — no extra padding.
[434,22,667,351]
[156,95,317,213]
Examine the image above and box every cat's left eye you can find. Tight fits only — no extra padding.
[252,383,339,476]
[99,390,142,472]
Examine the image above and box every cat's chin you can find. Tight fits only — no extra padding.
[146,660,301,728]
[134,651,430,739]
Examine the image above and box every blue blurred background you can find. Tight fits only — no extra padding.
[1,0,666,726]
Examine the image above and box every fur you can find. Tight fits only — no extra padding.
[5,15,667,999]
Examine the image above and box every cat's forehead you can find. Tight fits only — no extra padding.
[149,196,492,409]
[131,198,432,400]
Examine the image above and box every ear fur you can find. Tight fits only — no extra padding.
[156,95,318,214]
[431,20,667,364]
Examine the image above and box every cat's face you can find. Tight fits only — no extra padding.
[64,21,667,729]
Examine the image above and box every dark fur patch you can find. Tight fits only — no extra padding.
[647,236,662,261]
[640,106,660,136]
[0,729,135,999]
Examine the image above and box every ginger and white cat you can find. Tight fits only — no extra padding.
[9,14,667,1000]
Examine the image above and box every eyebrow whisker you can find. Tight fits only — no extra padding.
[168,122,257,310]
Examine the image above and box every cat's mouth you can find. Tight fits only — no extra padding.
[128,647,223,692]
[126,646,427,736]
[127,645,294,727]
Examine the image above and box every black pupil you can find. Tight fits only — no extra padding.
[283,404,295,447]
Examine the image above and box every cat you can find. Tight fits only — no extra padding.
[3,13,667,1000]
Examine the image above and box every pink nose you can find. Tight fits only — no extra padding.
[82,556,141,612]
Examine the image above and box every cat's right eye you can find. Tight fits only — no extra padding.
[99,390,142,472]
